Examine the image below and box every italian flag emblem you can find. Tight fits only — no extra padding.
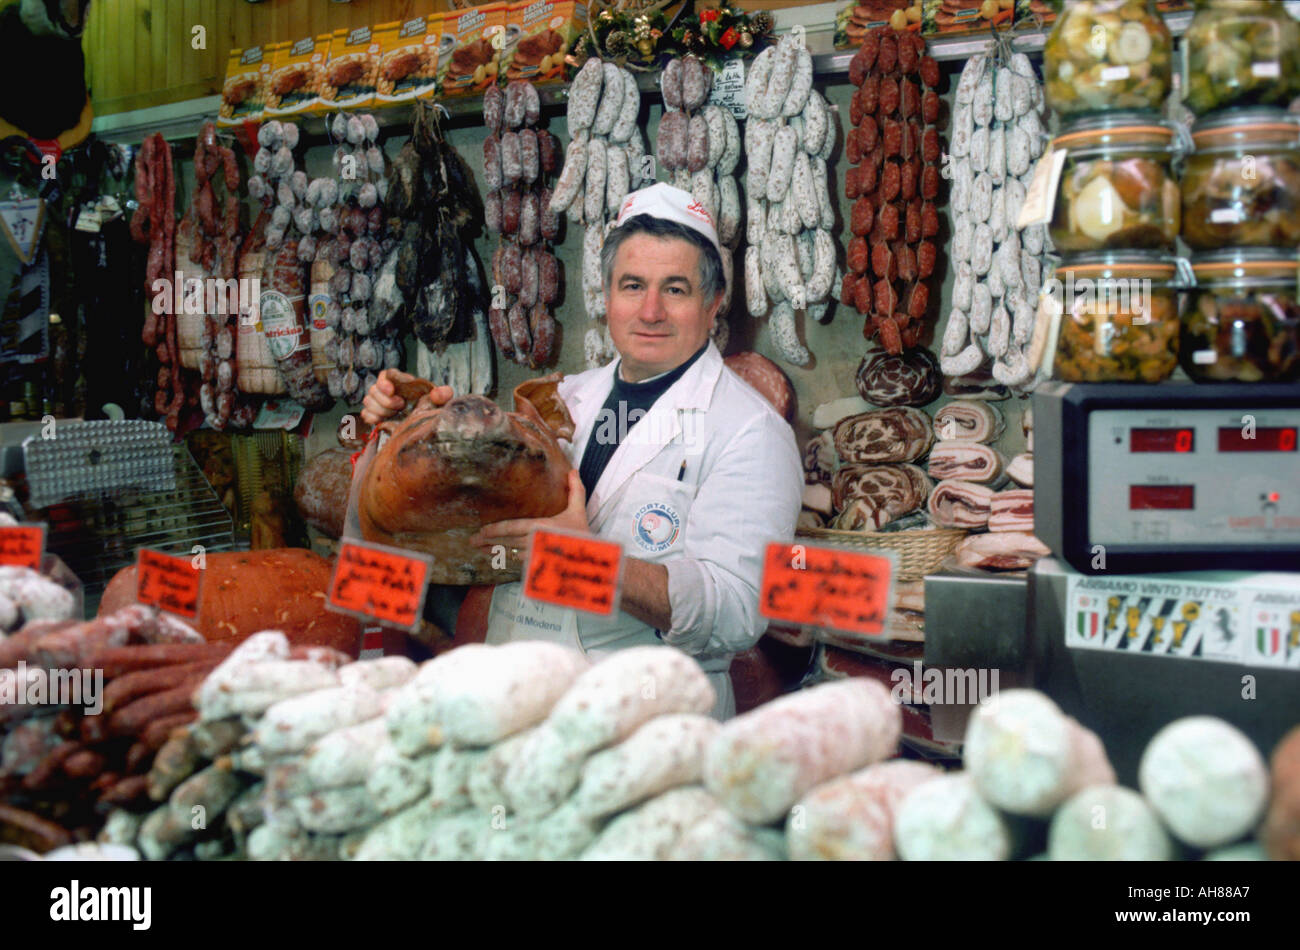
[1077,612,1099,639]
[1258,627,1281,656]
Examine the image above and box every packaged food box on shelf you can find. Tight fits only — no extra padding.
[321,26,380,112]
[373,15,445,107]
[217,45,270,127]
[506,0,584,85]
[263,34,332,118]
[440,1,507,98]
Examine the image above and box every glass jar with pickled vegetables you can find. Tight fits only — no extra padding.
[1184,0,1300,116]
[1180,249,1300,382]
[1049,115,1181,252]
[1047,251,1180,382]
[1181,109,1300,249]
[1044,0,1173,117]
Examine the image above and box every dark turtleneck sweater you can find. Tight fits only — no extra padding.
[578,342,709,497]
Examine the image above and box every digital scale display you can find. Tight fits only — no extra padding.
[1218,426,1297,453]
[1130,428,1194,453]
[1036,383,1300,574]
[1129,485,1195,510]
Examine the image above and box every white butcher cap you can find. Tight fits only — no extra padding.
[614,182,722,258]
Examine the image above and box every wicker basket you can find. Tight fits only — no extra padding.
[796,526,967,580]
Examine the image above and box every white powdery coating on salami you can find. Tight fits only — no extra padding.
[580,786,721,860]
[365,743,433,814]
[703,679,900,824]
[353,796,447,861]
[964,689,1115,817]
[420,810,492,860]
[1138,716,1269,849]
[428,641,590,747]
[667,807,781,860]
[572,714,720,819]
[894,773,1012,861]
[254,683,385,755]
[1048,786,1174,861]
[546,646,716,755]
[786,759,943,861]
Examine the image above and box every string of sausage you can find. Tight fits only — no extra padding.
[130,133,182,431]
[843,27,943,355]
[483,80,560,368]
[192,121,241,430]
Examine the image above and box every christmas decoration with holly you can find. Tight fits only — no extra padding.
[572,1,775,73]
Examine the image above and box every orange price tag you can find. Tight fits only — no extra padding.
[136,549,203,620]
[327,539,431,630]
[0,523,45,570]
[758,542,894,637]
[522,529,623,616]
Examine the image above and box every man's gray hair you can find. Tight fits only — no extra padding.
[600,214,725,301]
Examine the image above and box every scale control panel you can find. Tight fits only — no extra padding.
[1088,409,1300,547]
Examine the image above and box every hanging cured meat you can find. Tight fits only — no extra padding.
[843,26,945,357]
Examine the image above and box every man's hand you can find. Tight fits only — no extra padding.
[360,369,454,427]
[470,470,590,560]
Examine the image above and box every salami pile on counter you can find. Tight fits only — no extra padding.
[940,47,1049,390]
[742,34,839,367]
[483,81,562,370]
[658,54,743,353]
[548,57,652,368]
[6,629,1290,861]
[843,26,943,356]
[0,604,234,850]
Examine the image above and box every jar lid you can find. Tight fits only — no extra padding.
[1055,250,1179,281]
[1053,113,1177,152]
[1191,108,1300,146]
[1190,247,1300,282]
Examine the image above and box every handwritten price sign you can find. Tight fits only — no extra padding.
[759,542,894,637]
[327,539,431,630]
[136,549,202,620]
[0,523,45,570]
[523,529,623,616]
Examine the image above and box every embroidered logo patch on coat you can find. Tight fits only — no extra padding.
[632,502,681,553]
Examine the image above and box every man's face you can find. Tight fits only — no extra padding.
[605,233,722,383]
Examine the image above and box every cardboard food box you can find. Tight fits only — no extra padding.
[263,34,331,117]
[838,1,921,48]
[322,26,381,111]
[374,15,445,106]
[922,0,1017,36]
[217,46,270,126]
[440,1,507,96]
[505,0,585,84]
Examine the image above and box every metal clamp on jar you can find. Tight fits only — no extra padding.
[1180,248,1300,383]
[1048,115,1182,253]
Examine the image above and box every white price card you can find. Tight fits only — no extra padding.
[1017,147,1067,229]
[707,59,747,120]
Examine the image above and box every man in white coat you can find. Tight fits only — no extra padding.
[361,184,803,716]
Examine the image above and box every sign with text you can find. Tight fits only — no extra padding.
[327,539,431,630]
[523,529,623,616]
[759,542,894,637]
[0,523,45,570]
[136,549,202,620]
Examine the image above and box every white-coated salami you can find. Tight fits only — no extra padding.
[766,125,798,204]
[704,679,901,824]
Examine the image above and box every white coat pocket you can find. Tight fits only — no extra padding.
[618,472,698,561]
